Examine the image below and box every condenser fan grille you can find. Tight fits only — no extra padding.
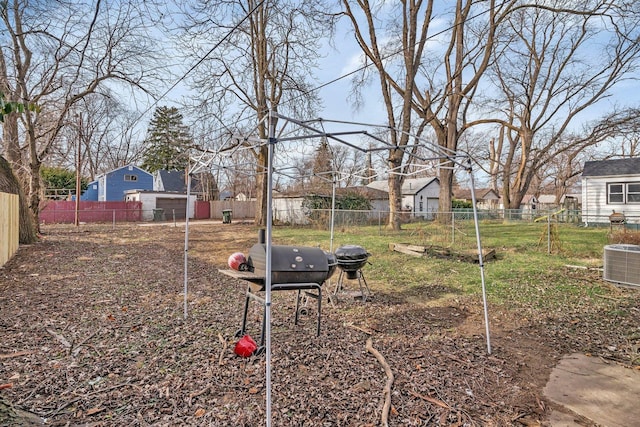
[603,244,640,287]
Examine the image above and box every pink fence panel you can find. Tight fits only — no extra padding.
[40,201,143,224]
[194,201,210,219]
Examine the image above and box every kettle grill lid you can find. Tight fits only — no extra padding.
[335,244,370,260]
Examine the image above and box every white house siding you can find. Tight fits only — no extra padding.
[370,199,388,213]
[125,191,196,221]
[272,197,309,225]
[414,185,439,219]
[582,176,640,225]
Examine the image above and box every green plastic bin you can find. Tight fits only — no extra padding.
[152,208,165,221]
[222,209,232,224]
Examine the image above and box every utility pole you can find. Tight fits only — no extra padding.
[74,113,82,227]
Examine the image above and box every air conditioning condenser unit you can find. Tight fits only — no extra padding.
[603,244,640,287]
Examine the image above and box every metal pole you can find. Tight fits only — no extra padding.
[467,160,492,354]
[330,178,336,252]
[547,213,551,255]
[183,172,192,320]
[451,211,455,244]
[265,110,276,427]
[75,113,82,227]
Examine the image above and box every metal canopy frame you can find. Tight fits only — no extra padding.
[182,110,492,427]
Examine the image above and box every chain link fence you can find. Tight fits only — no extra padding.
[276,208,585,229]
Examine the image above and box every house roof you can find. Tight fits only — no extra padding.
[453,187,499,201]
[340,186,389,200]
[582,158,640,177]
[366,177,438,195]
[272,186,389,200]
[537,194,557,204]
[156,170,198,193]
[97,164,152,179]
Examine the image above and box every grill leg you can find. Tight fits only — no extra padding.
[357,271,371,302]
[295,286,322,337]
[316,285,322,336]
[333,270,345,295]
[238,285,252,337]
[294,289,302,325]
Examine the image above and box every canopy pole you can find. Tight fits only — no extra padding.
[265,110,276,427]
[467,159,492,354]
[330,178,336,252]
[183,170,192,320]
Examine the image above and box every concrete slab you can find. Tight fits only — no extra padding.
[543,353,640,427]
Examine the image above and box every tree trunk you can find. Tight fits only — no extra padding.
[0,155,37,244]
[255,144,268,228]
[438,167,454,224]
[387,164,403,231]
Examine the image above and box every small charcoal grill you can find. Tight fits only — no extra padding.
[333,245,372,301]
[334,245,371,279]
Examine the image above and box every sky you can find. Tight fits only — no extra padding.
[128,1,640,188]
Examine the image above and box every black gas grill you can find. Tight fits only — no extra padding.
[247,243,336,288]
[220,240,337,351]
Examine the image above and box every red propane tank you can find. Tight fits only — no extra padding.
[234,335,257,357]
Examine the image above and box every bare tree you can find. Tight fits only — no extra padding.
[49,93,145,180]
[0,0,166,228]
[178,0,337,226]
[484,2,640,209]
[330,142,367,188]
[341,0,434,229]
[342,0,518,227]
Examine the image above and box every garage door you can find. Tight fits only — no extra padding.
[156,198,188,219]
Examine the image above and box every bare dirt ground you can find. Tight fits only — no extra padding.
[1,222,639,426]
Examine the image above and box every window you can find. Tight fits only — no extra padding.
[608,182,640,204]
[629,183,640,203]
[124,174,138,182]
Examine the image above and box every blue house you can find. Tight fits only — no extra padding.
[81,180,99,201]
[83,165,153,201]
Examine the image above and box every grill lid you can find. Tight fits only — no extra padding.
[247,244,333,285]
[335,245,370,261]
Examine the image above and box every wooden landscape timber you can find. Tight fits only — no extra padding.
[389,242,496,262]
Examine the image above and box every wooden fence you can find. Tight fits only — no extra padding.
[1,192,19,267]
[210,200,256,220]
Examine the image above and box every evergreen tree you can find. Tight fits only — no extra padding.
[141,106,193,173]
[310,139,334,193]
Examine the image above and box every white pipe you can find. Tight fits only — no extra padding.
[265,110,276,427]
[330,179,336,252]
[183,171,192,320]
[468,161,492,354]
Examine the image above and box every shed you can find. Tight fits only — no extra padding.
[125,190,197,221]
[272,191,309,225]
[453,187,500,210]
[366,177,439,219]
[581,158,640,225]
